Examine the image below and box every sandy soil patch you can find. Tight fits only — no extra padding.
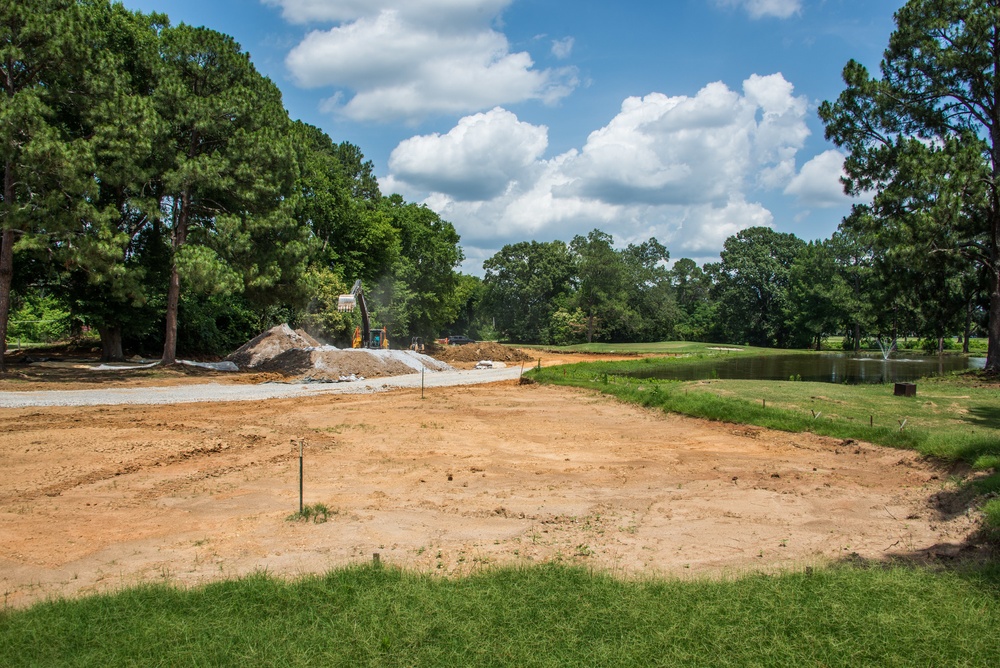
[0,379,977,608]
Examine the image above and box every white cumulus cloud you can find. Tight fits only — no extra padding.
[263,0,513,29]
[389,107,549,201]
[389,73,816,261]
[715,0,802,19]
[274,0,578,122]
[784,150,852,206]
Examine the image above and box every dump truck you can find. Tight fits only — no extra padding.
[337,280,389,349]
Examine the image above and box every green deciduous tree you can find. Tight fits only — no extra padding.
[785,240,851,350]
[368,196,463,339]
[820,0,1000,371]
[713,226,806,348]
[482,240,575,343]
[571,229,627,343]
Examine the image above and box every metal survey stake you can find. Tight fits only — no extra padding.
[299,439,304,514]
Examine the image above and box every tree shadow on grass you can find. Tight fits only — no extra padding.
[830,543,1000,597]
[960,404,1000,430]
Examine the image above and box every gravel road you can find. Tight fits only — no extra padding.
[0,366,527,408]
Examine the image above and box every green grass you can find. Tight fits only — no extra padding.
[532,358,1000,462]
[2,563,1000,667]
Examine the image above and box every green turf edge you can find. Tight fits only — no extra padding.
[2,563,1000,667]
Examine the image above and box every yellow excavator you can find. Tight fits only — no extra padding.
[337,280,389,349]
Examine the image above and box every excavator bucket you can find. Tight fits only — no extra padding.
[337,295,357,312]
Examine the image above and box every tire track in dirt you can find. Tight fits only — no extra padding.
[1,442,264,505]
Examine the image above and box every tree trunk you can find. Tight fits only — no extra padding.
[161,191,189,365]
[853,322,861,353]
[98,325,124,362]
[938,335,944,355]
[988,266,1000,372]
[963,299,972,354]
[0,228,13,374]
[0,162,15,373]
[586,312,594,344]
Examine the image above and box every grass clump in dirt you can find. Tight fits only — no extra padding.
[2,563,999,666]
[286,503,333,523]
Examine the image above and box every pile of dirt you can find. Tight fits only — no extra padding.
[259,348,450,380]
[227,324,326,369]
[227,323,453,380]
[430,341,534,363]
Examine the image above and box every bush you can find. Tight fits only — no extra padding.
[919,337,958,354]
[8,292,71,343]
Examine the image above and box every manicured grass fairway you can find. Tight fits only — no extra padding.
[2,564,1000,667]
[530,356,1000,464]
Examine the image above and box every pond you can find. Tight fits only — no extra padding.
[627,353,987,384]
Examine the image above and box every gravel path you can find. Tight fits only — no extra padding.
[0,367,527,408]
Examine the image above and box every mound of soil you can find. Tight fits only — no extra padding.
[227,324,326,369]
[294,328,323,347]
[430,341,534,364]
[259,348,451,380]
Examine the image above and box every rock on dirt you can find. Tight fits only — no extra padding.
[430,341,534,364]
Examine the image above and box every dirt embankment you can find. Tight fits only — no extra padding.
[429,341,534,364]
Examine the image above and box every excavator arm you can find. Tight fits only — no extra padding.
[337,280,371,347]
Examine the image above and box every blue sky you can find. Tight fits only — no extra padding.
[118,0,898,274]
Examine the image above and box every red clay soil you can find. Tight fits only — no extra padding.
[0,376,983,608]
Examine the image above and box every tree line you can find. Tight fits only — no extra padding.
[4,0,999,372]
[2,0,465,368]
[468,224,985,353]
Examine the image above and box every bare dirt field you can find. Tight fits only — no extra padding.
[0,351,983,608]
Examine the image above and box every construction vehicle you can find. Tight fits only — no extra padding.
[337,280,389,349]
[409,337,425,352]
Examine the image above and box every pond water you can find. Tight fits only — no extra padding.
[627,353,987,384]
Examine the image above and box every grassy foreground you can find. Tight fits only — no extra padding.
[2,564,1000,667]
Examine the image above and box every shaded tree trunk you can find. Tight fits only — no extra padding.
[964,299,972,354]
[161,191,189,365]
[0,163,14,373]
[988,264,1000,372]
[98,325,124,362]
